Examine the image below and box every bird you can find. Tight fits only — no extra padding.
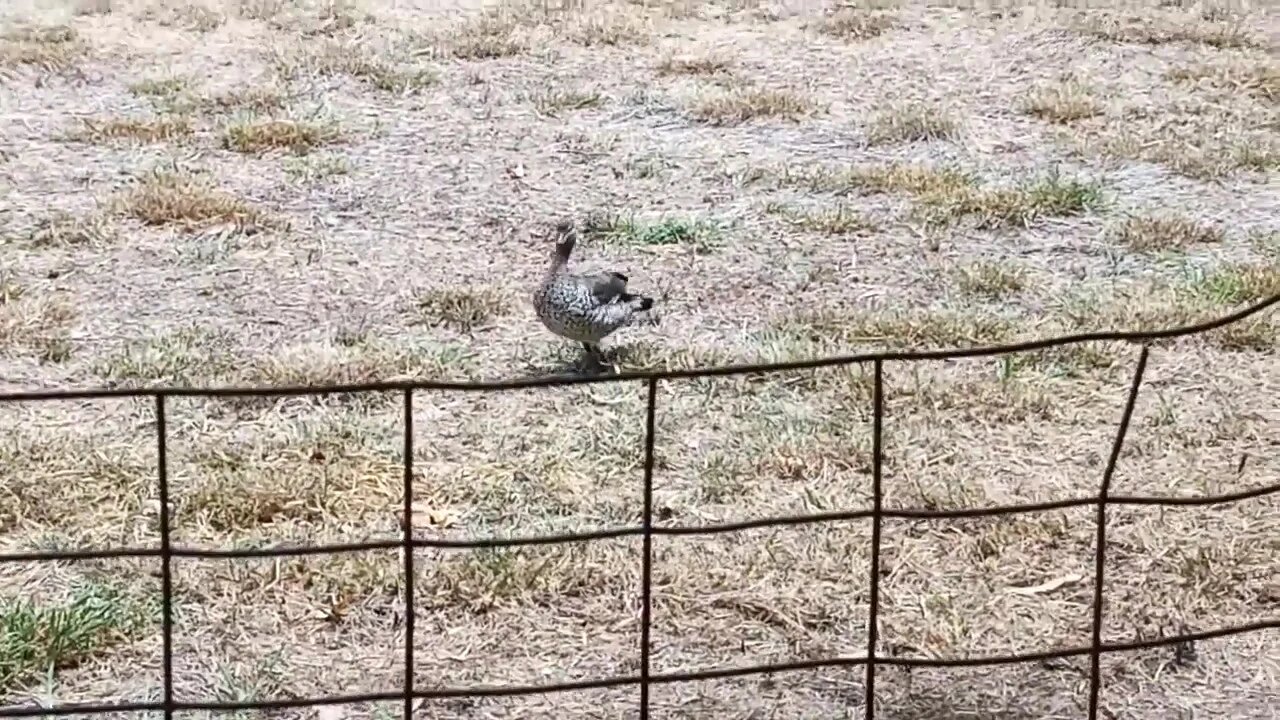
[531,219,658,371]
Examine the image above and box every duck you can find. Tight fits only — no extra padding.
[531,219,658,371]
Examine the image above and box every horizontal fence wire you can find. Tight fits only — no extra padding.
[0,294,1274,402]
[0,294,1276,719]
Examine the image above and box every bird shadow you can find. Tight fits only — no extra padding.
[522,346,622,380]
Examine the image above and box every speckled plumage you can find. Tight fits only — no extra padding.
[532,222,656,356]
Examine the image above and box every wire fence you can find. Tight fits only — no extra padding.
[0,293,1277,719]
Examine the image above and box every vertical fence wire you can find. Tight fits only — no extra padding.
[155,394,175,720]
[639,377,659,720]
[1086,345,1150,719]
[864,360,884,720]
[402,389,416,720]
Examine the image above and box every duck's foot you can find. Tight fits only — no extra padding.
[578,343,619,376]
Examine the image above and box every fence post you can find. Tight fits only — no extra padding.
[155,394,175,720]
[1086,346,1149,719]
[864,361,884,720]
[640,377,659,719]
[403,389,417,720]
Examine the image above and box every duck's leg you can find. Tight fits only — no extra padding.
[578,342,604,375]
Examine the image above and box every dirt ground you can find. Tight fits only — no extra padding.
[0,0,1277,718]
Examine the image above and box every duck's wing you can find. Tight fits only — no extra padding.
[573,271,630,303]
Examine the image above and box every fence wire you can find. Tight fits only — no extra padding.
[0,294,1277,719]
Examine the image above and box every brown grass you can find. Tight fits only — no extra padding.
[1076,11,1262,50]
[22,211,117,247]
[952,260,1029,300]
[221,118,342,154]
[914,171,1104,229]
[1018,78,1102,123]
[413,288,508,333]
[867,101,960,144]
[686,87,815,125]
[2,4,1277,718]
[815,8,896,40]
[1108,213,1225,252]
[1167,59,1280,104]
[115,170,277,231]
[275,39,436,92]
[0,24,83,70]
[655,52,731,77]
[66,116,193,144]
[0,281,76,360]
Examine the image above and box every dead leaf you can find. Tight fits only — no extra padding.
[399,501,460,531]
[1006,573,1084,596]
[316,705,346,720]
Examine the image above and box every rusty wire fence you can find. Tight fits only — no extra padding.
[0,294,1277,719]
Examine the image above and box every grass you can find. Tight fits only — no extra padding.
[800,162,978,196]
[1108,213,1224,252]
[275,39,437,93]
[915,171,1104,229]
[530,88,605,116]
[656,52,731,77]
[221,118,342,154]
[3,4,1277,717]
[1076,12,1262,50]
[582,211,723,252]
[0,281,76,360]
[952,261,1029,300]
[0,24,83,71]
[115,170,278,231]
[0,581,156,694]
[200,86,288,113]
[23,211,116,247]
[1167,59,1280,103]
[67,116,193,144]
[128,76,190,98]
[768,202,877,236]
[436,14,527,59]
[769,305,1018,352]
[867,102,960,144]
[816,8,896,40]
[1018,79,1102,124]
[1060,262,1280,351]
[413,287,508,332]
[686,87,815,125]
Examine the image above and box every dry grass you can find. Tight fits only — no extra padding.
[413,287,508,333]
[2,3,1277,718]
[1167,59,1280,104]
[114,170,278,231]
[65,116,193,144]
[275,38,436,93]
[815,8,896,40]
[799,161,978,196]
[0,281,76,361]
[866,101,960,144]
[200,86,288,113]
[1018,78,1102,123]
[655,51,730,77]
[436,13,528,59]
[21,211,116,247]
[1076,11,1262,50]
[221,118,342,154]
[915,170,1104,229]
[0,24,83,71]
[768,202,878,236]
[686,86,815,125]
[582,211,723,252]
[952,260,1029,300]
[1109,213,1225,252]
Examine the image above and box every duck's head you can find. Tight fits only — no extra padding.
[551,220,577,260]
